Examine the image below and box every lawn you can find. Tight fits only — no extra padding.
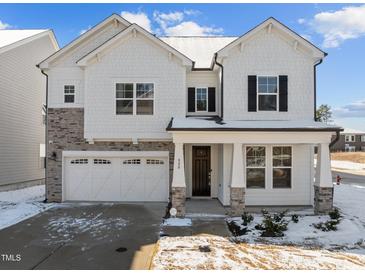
[331,152,365,164]
[152,184,365,270]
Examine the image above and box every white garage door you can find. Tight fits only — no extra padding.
[64,155,169,202]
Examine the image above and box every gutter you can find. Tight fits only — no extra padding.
[314,57,325,121]
[214,53,224,119]
[38,66,49,202]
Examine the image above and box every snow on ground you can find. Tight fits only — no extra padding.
[152,235,365,270]
[163,218,192,227]
[153,183,365,269]
[331,160,365,171]
[0,185,54,230]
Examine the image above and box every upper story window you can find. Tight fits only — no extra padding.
[361,135,365,142]
[257,76,278,111]
[345,134,355,142]
[64,85,75,103]
[116,83,154,115]
[196,88,208,112]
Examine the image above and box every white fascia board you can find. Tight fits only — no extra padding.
[38,14,131,69]
[216,17,325,60]
[77,24,193,68]
[171,131,333,144]
[62,150,169,158]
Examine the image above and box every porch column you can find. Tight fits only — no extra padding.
[314,143,333,214]
[230,142,245,216]
[171,142,186,217]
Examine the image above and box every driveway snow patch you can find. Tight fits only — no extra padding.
[163,218,192,226]
[0,185,54,230]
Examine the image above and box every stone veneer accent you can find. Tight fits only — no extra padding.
[314,185,333,214]
[47,108,174,202]
[230,187,245,216]
[171,187,186,217]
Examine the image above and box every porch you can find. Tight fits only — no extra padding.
[167,118,341,217]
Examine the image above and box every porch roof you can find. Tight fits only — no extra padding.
[167,117,343,132]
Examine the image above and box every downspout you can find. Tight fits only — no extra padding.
[313,56,325,121]
[329,130,341,148]
[39,67,49,202]
[214,53,224,119]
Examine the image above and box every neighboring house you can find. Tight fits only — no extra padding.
[38,14,341,216]
[0,30,58,191]
[331,128,365,152]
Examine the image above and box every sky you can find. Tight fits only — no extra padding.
[0,3,364,130]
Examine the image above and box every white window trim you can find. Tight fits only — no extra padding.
[64,85,75,104]
[195,87,208,112]
[272,145,293,189]
[257,75,279,112]
[361,135,365,142]
[245,145,267,189]
[345,134,355,142]
[115,82,155,116]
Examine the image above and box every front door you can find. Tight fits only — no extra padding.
[192,146,211,196]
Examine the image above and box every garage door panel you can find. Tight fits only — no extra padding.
[64,154,168,202]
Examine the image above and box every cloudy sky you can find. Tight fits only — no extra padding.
[1,3,364,130]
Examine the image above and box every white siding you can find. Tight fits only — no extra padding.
[0,35,56,186]
[186,71,220,116]
[83,34,186,140]
[48,22,127,108]
[223,28,314,121]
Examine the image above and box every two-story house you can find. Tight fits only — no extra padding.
[38,14,341,216]
[0,29,58,191]
[331,128,365,152]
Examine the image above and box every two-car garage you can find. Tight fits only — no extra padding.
[63,151,169,202]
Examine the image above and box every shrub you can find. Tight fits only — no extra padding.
[291,214,299,223]
[313,219,340,231]
[257,209,289,237]
[241,212,254,226]
[329,208,341,220]
[227,221,249,236]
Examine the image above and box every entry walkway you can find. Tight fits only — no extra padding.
[185,198,228,217]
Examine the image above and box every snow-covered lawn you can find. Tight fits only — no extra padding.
[152,184,365,270]
[0,185,54,230]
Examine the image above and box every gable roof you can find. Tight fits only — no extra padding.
[161,37,237,69]
[217,17,326,60]
[0,29,58,54]
[38,14,131,69]
[77,24,193,67]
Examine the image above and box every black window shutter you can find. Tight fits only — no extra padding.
[208,87,216,112]
[248,75,257,112]
[188,87,195,112]
[279,75,288,112]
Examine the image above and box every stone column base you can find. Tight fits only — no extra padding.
[171,187,186,217]
[314,185,333,214]
[230,187,245,216]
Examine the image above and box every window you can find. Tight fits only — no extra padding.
[116,83,154,115]
[361,135,365,142]
[123,159,141,165]
[246,146,266,189]
[345,144,356,152]
[272,146,292,188]
[116,83,133,115]
[345,135,355,142]
[93,159,111,165]
[136,83,154,115]
[361,146,365,152]
[146,159,164,165]
[257,76,278,111]
[70,159,88,164]
[196,88,207,111]
[64,85,75,103]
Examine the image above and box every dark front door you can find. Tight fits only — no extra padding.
[192,146,211,196]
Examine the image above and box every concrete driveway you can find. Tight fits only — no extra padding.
[0,202,166,269]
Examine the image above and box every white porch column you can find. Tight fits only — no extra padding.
[314,143,334,214]
[171,142,186,217]
[230,143,245,216]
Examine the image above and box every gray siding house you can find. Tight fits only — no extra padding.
[331,128,365,152]
[0,30,58,191]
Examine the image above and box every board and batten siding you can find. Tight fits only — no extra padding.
[83,34,186,140]
[223,28,314,121]
[0,35,56,187]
